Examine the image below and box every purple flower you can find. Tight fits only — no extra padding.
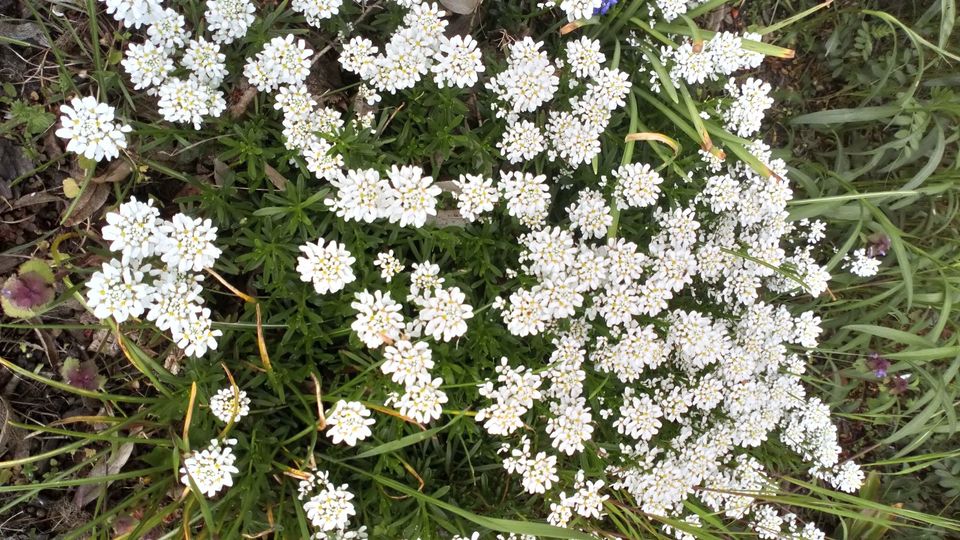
[866,352,890,378]
[593,0,618,15]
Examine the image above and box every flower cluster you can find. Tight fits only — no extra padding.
[326,400,375,446]
[654,31,765,87]
[459,22,855,540]
[336,260,478,425]
[298,469,359,538]
[78,0,870,536]
[86,196,223,358]
[339,2,484,97]
[118,0,236,129]
[209,386,252,423]
[179,438,239,497]
[488,36,629,169]
[844,247,882,277]
[324,166,442,227]
[56,96,132,162]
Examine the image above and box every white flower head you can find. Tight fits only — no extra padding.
[326,400,375,446]
[417,286,474,342]
[101,196,163,263]
[210,386,251,423]
[180,438,239,497]
[56,96,131,162]
[159,213,223,272]
[297,239,357,295]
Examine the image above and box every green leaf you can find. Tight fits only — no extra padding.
[843,324,935,349]
[349,416,461,460]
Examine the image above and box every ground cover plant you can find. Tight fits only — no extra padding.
[0,0,959,538]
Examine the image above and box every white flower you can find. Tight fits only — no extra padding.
[205,0,256,44]
[394,376,448,424]
[829,461,864,493]
[147,8,188,52]
[656,0,689,21]
[121,40,173,90]
[498,120,546,163]
[559,0,603,22]
[340,37,378,78]
[417,286,473,342]
[520,451,558,494]
[175,307,222,358]
[499,170,550,228]
[180,438,239,497]
[502,288,551,337]
[350,290,405,349]
[381,339,434,387]
[567,188,612,239]
[325,168,387,223]
[451,174,498,221]
[303,482,356,532]
[409,261,444,299]
[612,163,663,209]
[382,165,441,228]
[545,110,602,166]
[275,84,317,120]
[56,96,131,162]
[723,77,774,137]
[573,478,608,519]
[432,34,484,88]
[368,251,400,283]
[545,399,594,455]
[146,268,203,334]
[303,138,345,181]
[102,0,163,28]
[157,77,222,129]
[326,401,375,446]
[159,213,223,272]
[488,37,558,113]
[86,259,152,322]
[210,386,251,423]
[292,0,344,27]
[101,196,163,263]
[565,36,605,78]
[296,239,356,294]
[845,248,881,277]
[244,34,313,92]
[183,38,228,86]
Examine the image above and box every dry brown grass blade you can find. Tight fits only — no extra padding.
[182,381,198,448]
[624,132,680,155]
[310,372,327,431]
[560,21,583,34]
[255,303,274,375]
[365,402,425,430]
[205,268,255,303]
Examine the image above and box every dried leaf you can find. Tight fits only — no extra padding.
[264,163,288,191]
[12,191,62,209]
[91,160,132,184]
[62,177,80,198]
[213,159,232,187]
[229,84,258,119]
[73,442,134,508]
[64,182,109,226]
[439,0,480,14]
